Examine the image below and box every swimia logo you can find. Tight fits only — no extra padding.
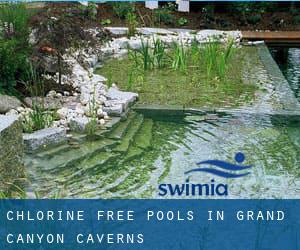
[158,152,252,197]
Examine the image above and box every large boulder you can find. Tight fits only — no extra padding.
[23,127,67,151]
[0,95,22,114]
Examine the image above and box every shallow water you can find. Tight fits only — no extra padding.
[25,111,300,199]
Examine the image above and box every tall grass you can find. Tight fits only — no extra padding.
[171,42,188,73]
[153,38,166,69]
[0,2,31,40]
[203,38,235,79]
[21,64,55,133]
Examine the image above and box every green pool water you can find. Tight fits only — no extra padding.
[25,111,300,198]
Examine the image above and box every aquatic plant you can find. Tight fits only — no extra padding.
[126,13,138,37]
[21,64,55,133]
[203,38,235,79]
[140,39,153,70]
[171,42,188,73]
[85,86,99,136]
[152,38,167,69]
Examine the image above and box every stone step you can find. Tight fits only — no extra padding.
[36,144,71,159]
[108,112,136,140]
[38,138,118,173]
[59,152,121,185]
[123,145,144,163]
[133,119,153,150]
[113,114,144,153]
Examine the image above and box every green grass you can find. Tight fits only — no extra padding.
[96,45,258,108]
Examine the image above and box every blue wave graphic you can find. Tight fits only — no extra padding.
[185,168,251,178]
[196,160,252,171]
[185,153,252,178]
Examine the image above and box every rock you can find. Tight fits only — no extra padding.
[57,107,69,120]
[106,87,138,110]
[23,127,67,151]
[47,90,57,98]
[104,27,128,35]
[128,40,142,50]
[103,104,123,117]
[99,119,105,125]
[137,27,176,36]
[75,106,85,116]
[16,107,25,113]
[6,109,18,116]
[0,115,24,192]
[0,95,22,113]
[69,117,90,132]
[24,97,62,110]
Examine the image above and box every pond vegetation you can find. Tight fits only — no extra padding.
[97,39,257,107]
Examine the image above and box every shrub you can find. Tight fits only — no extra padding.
[294,15,300,24]
[177,17,188,26]
[112,2,135,20]
[154,4,176,26]
[0,2,31,94]
[247,14,262,25]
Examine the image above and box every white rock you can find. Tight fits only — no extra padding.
[47,90,56,98]
[6,109,18,116]
[75,106,85,116]
[57,107,69,119]
[16,107,25,113]
[99,119,105,125]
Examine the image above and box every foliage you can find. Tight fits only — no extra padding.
[78,3,98,20]
[126,12,138,37]
[203,38,234,80]
[0,2,31,95]
[85,86,99,136]
[177,17,188,26]
[171,42,188,73]
[294,15,300,24]
[153,38,167,69]
[112,2,135,20]
[154,3,176,26]
[97,45,256,108]
[101,18,112,25]
[86,3,98,20]
[247,14,262,25]
[21,64,55,133]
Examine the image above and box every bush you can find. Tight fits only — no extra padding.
[112,2,135,19]
[0,3,31,94]
[247,14,262,25]
[154,3,176,26]
[294,15,300,24]
[0,38,29,94]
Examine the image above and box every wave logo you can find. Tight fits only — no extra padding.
[185,152,252,178]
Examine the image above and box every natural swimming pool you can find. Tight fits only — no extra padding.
[24,45,300,199]
[24,110,300,199]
